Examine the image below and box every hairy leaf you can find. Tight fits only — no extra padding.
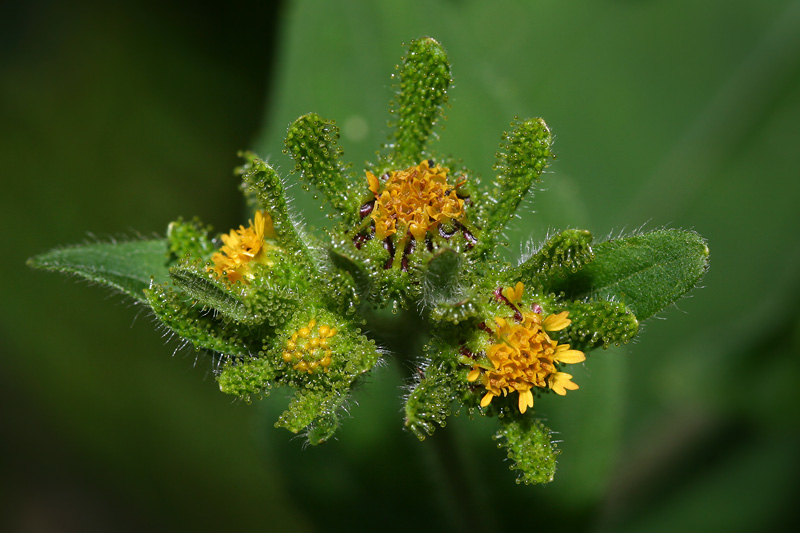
[422,248,463,304]
[144,283,253,356]
[237,152,314,268]
[28,239,169,303]
[404,360,458,440]
[515,229,595,290]
[169,265,250,323]
[285,113,358,223]
[477,118,554,246]
[558,299,639,351]
[495,417,560,485]
[217,355,276,400]
[387,37,452,167]
[552,229,709,320]
[275,388,347,445]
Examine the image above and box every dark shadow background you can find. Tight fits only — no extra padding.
[3,1,800,531]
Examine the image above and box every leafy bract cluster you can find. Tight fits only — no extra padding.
[28,38,709,484]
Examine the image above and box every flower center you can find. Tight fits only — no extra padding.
[468,283,585,413]
[366,160,466,241]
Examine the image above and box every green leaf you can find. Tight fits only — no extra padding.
[429,291,482,324]
[404,359,458,440]
[241,281,301,330]
[285,113,358,224]
[552,229,709,320]
[494,417,560,485]
[422,248,463,304]
[558,299,639,351]
[387,37,452,167]
[476,118,554,246]
[275,388,347,445]
[28,239,169,303]
[144,283,254,356]
[166,217,215,262]
[328,243,375,299]
[169,265,250,323]
[217,355,276,400]
[237,152,314,268]
[514,229,595,290]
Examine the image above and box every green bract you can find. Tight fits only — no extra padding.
[28,37,709,485]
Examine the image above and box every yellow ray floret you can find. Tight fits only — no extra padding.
[210,210,279,283]
[366,160,466,240]
[468,284,585,414]
[501,281,524,304]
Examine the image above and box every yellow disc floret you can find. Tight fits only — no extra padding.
[281,319,338,374]
[468,283,585,414]
[366,160,466,240]
[210,210,279,283]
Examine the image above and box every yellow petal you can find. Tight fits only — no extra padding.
[513,281,524,301]
[260,211,278,239]
[554,347,586,364]
[542,311,571,332]
[480,392,495,408]
[548,372,579,395]
[518,389,534,414]
[367,171,380,194]
[409,221,428,240]
[467,367,481,382]
[501,281,525,304]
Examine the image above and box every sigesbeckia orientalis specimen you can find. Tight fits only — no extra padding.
[28,37,709,484]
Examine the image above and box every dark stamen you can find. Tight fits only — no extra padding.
[494,287,508,303]
[383,238,394,269]
[400,238,415,272]
[353,233,369,249]
[439,223,457,239]
[460,347,477,359]
[359,201,374,218]
[477,321,493,334]
[462,227,477,249]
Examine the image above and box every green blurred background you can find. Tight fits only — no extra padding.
[3,0,800,530]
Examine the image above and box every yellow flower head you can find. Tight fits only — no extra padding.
[468,284,585,413]
[366,160,466,241]
[281,319,338,374]
[210,210,279,283]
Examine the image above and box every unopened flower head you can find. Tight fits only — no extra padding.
[282,319,338,374]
